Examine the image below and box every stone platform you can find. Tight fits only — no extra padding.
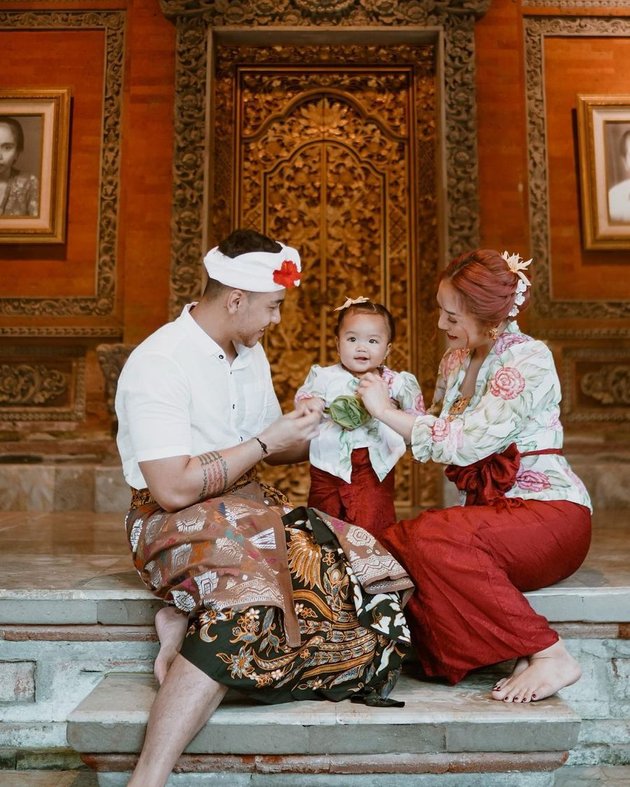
[0,509,629,786]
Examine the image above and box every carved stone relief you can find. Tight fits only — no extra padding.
[0,347,85,422]
[524,15,630,326]
[0,10,125,327]
[562,347,630,422]
[96,343,136,424]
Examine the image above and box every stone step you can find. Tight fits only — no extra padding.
[66,671,580,785]
[2,509,630,782]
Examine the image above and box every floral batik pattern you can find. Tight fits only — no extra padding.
[180,507,411,706]
[409,322,591,510]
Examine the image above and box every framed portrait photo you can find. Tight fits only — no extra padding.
[0,89,71,244]
[577,94,630,250]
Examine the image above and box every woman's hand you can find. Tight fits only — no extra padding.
[357,372,393,419]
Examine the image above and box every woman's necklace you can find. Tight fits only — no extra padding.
[447,395,471,420]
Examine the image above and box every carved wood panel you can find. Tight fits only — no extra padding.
[210,44,441,508]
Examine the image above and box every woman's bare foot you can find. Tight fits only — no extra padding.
[490,639,581,703]
[493,656,529,693]
[154,606,188,685]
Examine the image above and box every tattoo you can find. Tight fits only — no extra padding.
[198,451,228,500]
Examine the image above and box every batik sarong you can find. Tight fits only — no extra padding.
[125,483,413,705]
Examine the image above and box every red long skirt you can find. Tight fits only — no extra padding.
[308,447,396,541]
[379,499,591,684]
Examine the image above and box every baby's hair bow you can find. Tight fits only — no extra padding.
[334,296,371,312]
[501,251,532,287]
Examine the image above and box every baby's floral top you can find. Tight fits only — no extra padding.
[296,363,425,483]
[411,322,592,510]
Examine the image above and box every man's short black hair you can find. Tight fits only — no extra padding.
[218,229,281,258]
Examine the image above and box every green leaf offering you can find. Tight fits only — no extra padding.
[325,394,371,431]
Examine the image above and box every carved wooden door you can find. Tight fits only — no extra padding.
[210,44,441,511]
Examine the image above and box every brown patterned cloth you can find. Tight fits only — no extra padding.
[181,507,411,706]
[125,482,413,650]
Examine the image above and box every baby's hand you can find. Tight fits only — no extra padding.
[295,395,325,417]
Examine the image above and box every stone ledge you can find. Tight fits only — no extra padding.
[2,585,628,628]
[67,673,580,758]
[80,751,569,775]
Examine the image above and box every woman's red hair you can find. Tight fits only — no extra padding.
[440,249,531,326]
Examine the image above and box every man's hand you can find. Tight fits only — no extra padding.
[260,408,321,455]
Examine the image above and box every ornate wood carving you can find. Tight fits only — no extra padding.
[524,0,618,7]
[562,347,630,422]
[161,2,487,506]
[0,365,66,406]
[209,44,440,506]
[166,5,485,320]
[0,347,85,422]
[0,10,125,326]
[159,0,491,22]
[96,343,135,432]
[524,15,630,327]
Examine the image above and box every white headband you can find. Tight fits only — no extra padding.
[203,243,301,292]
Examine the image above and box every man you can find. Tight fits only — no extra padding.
[608,129,630,224]
[115,229,412,786]
[116,228,320,679]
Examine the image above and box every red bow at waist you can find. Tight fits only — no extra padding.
[444,444,562,507]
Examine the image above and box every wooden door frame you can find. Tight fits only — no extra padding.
[159,3,488,318]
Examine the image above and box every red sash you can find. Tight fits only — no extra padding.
[445,444,562,507]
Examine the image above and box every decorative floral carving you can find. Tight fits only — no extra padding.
[168,10,484,319]
[562,348,630,422]
[206,45,442,505]
[0,353,85,422]
[158,0,490,21]
[96,343,136,419]
[581,366,630,407]
[0,364,67,406]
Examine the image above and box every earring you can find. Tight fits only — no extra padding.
[489,326,498,340]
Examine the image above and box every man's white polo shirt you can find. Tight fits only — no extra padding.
[115,304,281,490]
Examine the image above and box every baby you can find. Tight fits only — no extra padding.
[295,297,424,539]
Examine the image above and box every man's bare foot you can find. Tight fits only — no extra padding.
[493,657,529,693]
[154,606,188,685]
[490,640,581,703]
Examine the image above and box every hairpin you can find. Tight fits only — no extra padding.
[333,296,370,312]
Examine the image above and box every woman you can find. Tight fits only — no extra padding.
[358,248,592,703]
[0,116,39,217]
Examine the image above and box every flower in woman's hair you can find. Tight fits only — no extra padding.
[325,394,371,430]
[502,252,532,317]
[501,251,533,284]
[508,278,528,317]
[272,259,301,288]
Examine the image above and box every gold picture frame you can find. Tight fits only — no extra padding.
[577,94,630,250]
[0,89,71,244]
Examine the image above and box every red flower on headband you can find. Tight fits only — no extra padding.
[273,259,301,288]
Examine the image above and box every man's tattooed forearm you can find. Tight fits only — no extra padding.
[198,451,228,500]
